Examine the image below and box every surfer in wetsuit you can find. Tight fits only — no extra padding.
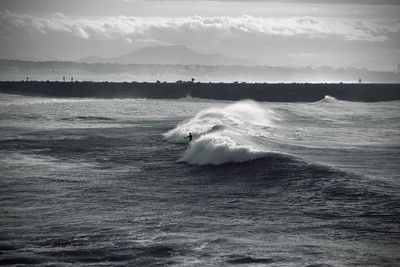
[185,132,193,143]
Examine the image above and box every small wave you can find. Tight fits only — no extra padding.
[164,100,277,165]
[313,95,339,104]
[180,94,193,100]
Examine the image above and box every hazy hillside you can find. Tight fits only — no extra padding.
[80,45,254,66]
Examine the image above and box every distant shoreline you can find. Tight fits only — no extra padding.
[0,81,399,102]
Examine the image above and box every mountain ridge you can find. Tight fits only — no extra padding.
[80,44,255,66]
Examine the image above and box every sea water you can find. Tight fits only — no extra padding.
[0,93,399,266]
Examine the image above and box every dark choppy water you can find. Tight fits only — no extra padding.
[0,93,399,266]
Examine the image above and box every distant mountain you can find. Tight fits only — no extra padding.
[80,44,255,66]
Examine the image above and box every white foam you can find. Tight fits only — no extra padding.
[163,100,275,165]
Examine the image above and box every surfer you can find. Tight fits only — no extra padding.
[185,132,193,143]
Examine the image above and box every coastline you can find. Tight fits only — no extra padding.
[0,81,399,102]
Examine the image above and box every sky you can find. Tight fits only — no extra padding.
[0,0,399,71]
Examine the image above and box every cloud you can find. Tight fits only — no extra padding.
[122,0,400,5]
[0,10,399,43]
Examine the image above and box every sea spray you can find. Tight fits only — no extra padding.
[163,100,275,165]
[178,132,268,165]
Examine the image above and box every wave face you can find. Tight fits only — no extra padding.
[163,100,276,165]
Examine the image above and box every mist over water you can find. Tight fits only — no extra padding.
[1,93,399,266]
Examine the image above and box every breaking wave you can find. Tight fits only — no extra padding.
[163,100,278,165]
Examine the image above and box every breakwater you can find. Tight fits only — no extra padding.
[0,81,399,102]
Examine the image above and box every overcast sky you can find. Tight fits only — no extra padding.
[0,0,399,70]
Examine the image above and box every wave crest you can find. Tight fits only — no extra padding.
[163,100,276,165]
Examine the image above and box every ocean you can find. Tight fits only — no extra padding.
[0,92,399,266]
